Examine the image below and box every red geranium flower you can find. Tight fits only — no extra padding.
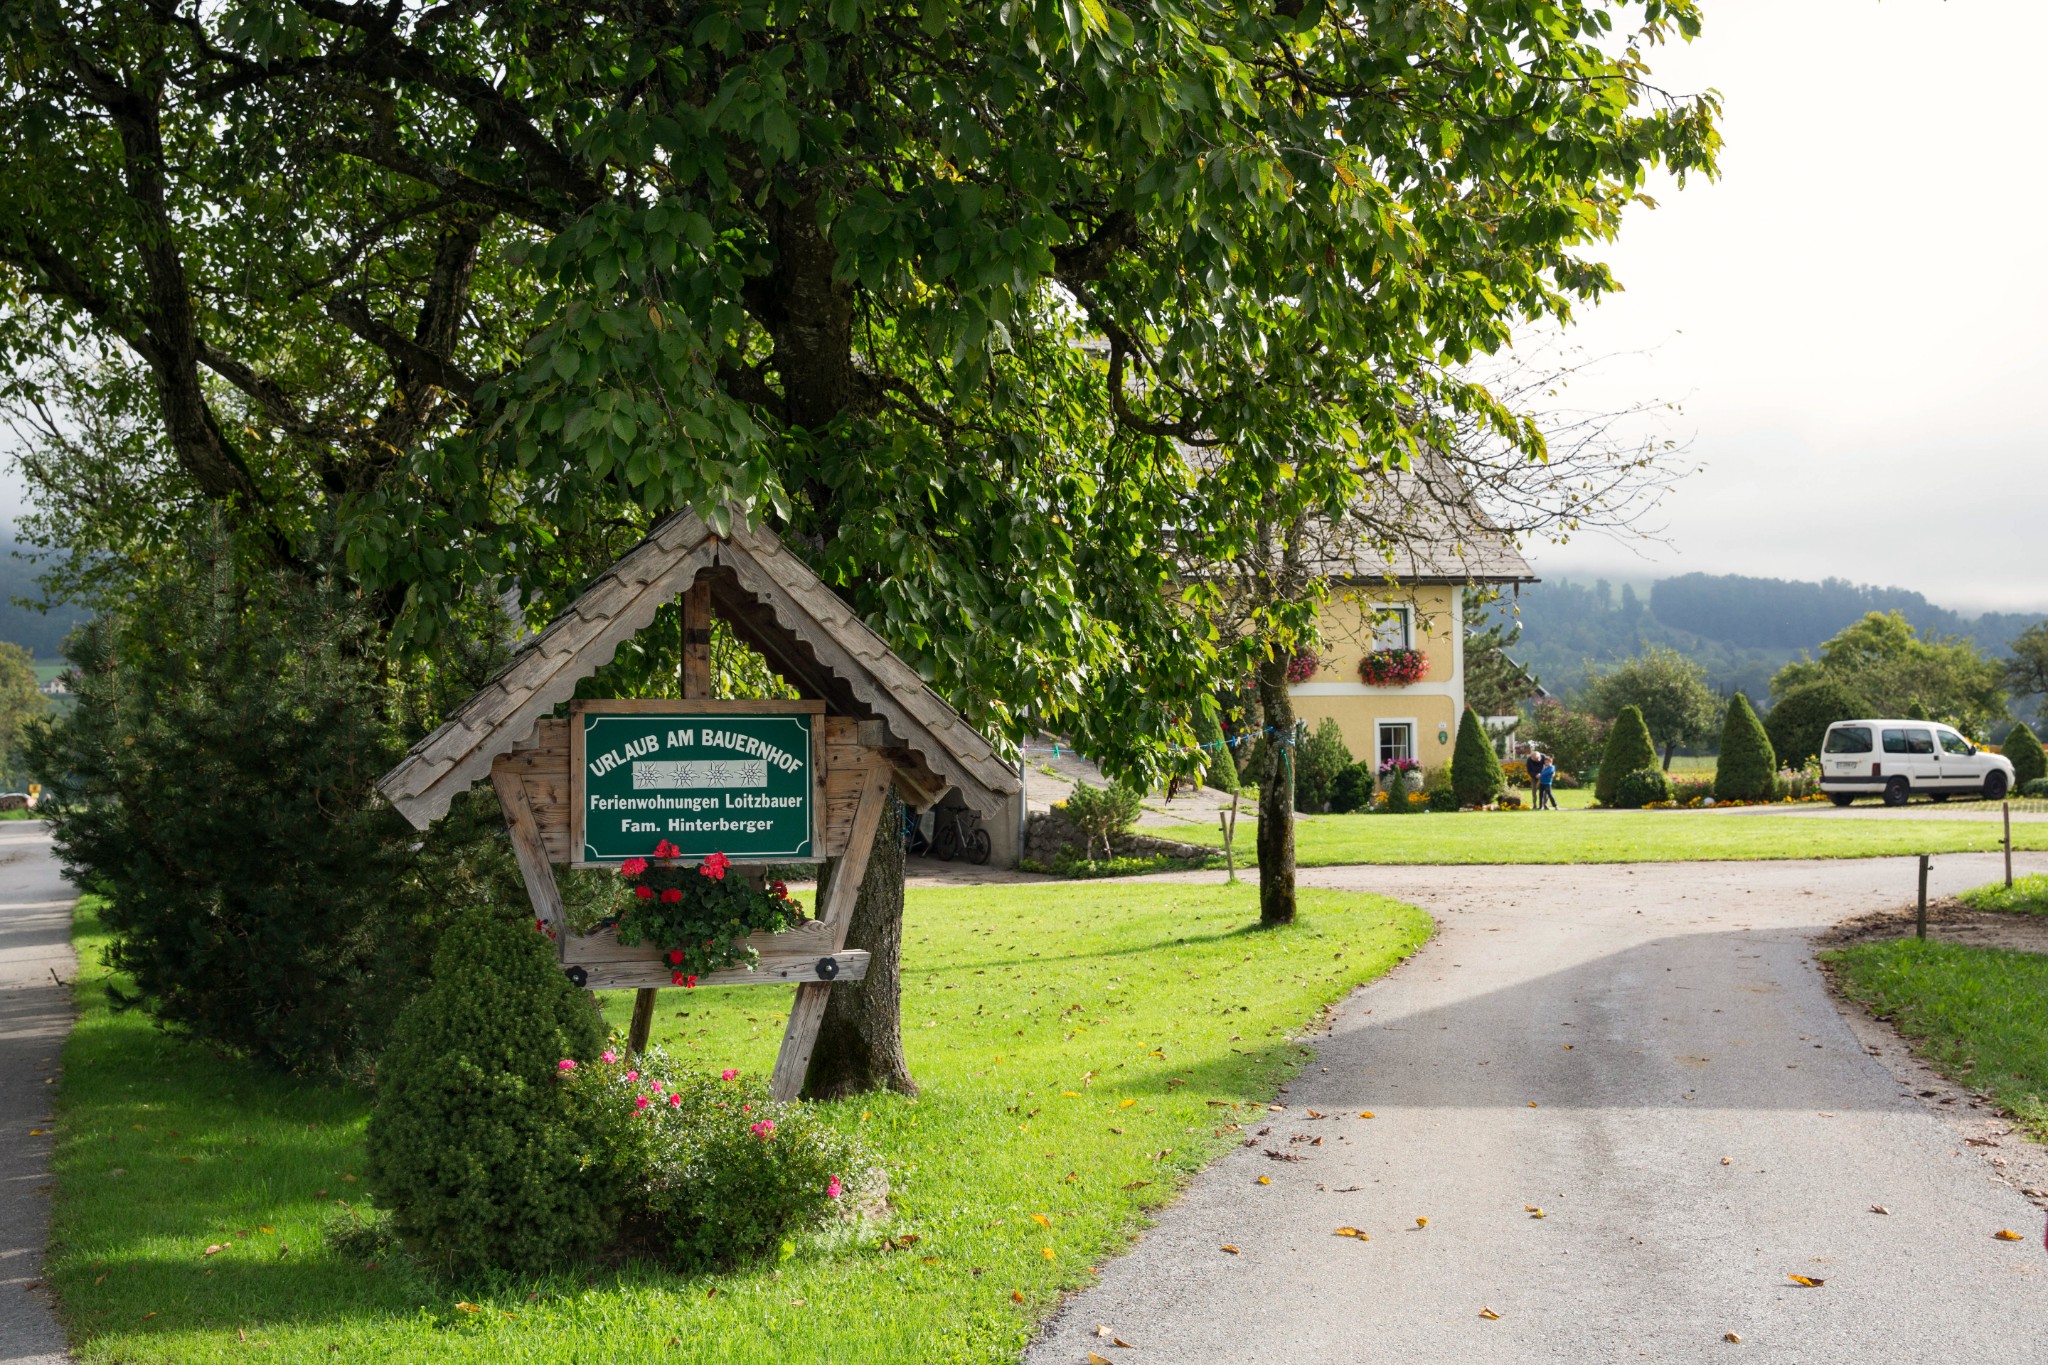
[684,974,698,988]
[660,887,683,904]
[619,857,648,878]
[633,884,655,900]
[700,851,731,881]
[672,970,688,986]
[668,949,684,965]
[652,839,682,860]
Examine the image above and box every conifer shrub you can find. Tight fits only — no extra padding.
[2022,778,2048,800]
[1197,703,1238,793]
[1613,766,1673,809]
[1293,717,1355,812]
[1328,762,1375,814]
[1450,706,1506,807]
[1595,706,1660,806]
[1714,694,1778,802]
[1764,679,1869,767]
[2004,721,2047,790]
[367,913,611,1277]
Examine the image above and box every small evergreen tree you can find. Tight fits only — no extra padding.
[1714,694,1777,802]
[1293,717,1355,812]
[367,913,610,1277]
[2005,721,2047,790]
[1596,706,1660,806]
[1328,762,1375,814]
[1197,701,1238,793]
[1450,706,1505,807]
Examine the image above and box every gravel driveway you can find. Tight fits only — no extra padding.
[1028,854,2048,1364]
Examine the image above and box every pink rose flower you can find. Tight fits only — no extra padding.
[750,1119,775,1140]
[635,1096,650,1111]
[668,1092,683,1108]
[557,1058,576,1073]
[721,1068,738,1081]
[625,1070,639,1083]
[601,1049,618,1065]
[826,1175,842,1200]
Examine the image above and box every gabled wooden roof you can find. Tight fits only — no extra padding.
[376,511,1020,828]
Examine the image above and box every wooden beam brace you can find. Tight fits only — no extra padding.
[491,760,567,939]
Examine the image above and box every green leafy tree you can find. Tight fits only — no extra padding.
[1525,700,1610,778]
[1764,678,1870,768]
[1713,693,1776,802]
[0,0,1720,1067]
[2003,721,2046,790]
[1582,646,1720,769]
[0,641,49,787]
[367,913,610,1277]
[2005,622,2048,723]
[1295,717,1355,813]
[1771,612,2007,737]
[1595,705,1660,807]
[1451,706,1506,807]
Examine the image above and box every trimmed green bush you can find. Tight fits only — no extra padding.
[563,1049,876,1270]
[1765,679,1870,767]
[2004,721,2047,790]
[1059,781,1143,860]
[367,914,610,1277]
[1595,706,1660,806]
[1329,762,1375,814]
[1670,775,1716,805]
[1450,706,1505,807]
[1293,717,1355,812]
[2022,778,2048,799]
[1613,766,1673,810]
[1714,694,1777,802]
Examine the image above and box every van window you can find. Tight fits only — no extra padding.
[1881,728,1934,754]
[1881,729,1908,753]
[1939,730,1972,756]
[1825,726,1873,754]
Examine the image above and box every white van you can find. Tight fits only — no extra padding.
[1818,719,2015,806]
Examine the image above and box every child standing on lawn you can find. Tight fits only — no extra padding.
[1537,755,1558,810]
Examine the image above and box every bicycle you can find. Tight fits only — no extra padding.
[929,805,992,865]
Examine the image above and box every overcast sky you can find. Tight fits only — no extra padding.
[5,1,2043,616]
[1526,0,2048,614]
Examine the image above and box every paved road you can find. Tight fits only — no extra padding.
[1030,853,2048,1365]
[0,823,75,1365]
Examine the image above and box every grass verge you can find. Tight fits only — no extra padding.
[1958,873,2048,915]
[1824,938,2048,1141]
[51,884,1429,1364]
[1174,810,2048,866]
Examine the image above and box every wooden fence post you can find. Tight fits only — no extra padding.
[1916,853,1930,940]
[2004,800,2013,889]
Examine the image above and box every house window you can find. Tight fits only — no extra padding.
[1371,606,1412,651]
[1378,722,1415,766]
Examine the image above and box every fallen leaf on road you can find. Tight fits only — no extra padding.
[1870,1205,1888,1215]
[1725,1332,1742,1343]
[1358,1111,1375,1119]
[1527,1101,1539,1108]
[1256,1176,1271,1185]
[1479,1307,1501,1320]
[1095,1326,1114,1338]
[1333,1227,1367,1240]
[1307,1110,1325,1119]
[1720,1157,1732,1166]
[1528,1208,1547,1219]
[1220,1244,1240,1254]
[1089,1355,1114,1365]
[1785,1274,1824,1288]
[1994,1229,2023,1241]
[1415,1217,1429,1229]
[1563,1044,1573,1050]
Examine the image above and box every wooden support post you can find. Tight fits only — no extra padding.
[492,762,568,938]
[2004,800,2014,889]
[1916,853,1930,940]
[769,769,893,1102]
[1220,790,1239,884]
[630,577,717,1054]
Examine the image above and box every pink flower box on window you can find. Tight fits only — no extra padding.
[1358,648,1427,687]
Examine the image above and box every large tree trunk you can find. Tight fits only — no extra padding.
[1254,656,1297,927]
[802,790,917,1098]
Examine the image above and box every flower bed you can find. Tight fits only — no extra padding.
[611,840,802,983]
[1357,648,1426,686]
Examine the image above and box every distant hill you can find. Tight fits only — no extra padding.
[0,542,88,659]
[1490,571,2044,705]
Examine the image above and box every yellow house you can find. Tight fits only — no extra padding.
[1288,466,1536,774]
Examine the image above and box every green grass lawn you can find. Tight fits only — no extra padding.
[49,886,1430,1364]
[1179,808,2048,866]
[1959,873,2048,915]
[1824,939,2048,1141]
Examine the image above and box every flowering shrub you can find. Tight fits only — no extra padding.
[562,1044,876,1270]
[1357,648,1427,686]
[1376,757,1420,792]
[1284,651,1322,684]
[611,841,802,982]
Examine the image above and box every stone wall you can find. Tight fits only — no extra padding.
[1022,809,1211,865]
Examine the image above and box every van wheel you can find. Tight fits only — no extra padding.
[1882,776,1910,807]
[1830,794,1855,807]
[1984,771,2009,801]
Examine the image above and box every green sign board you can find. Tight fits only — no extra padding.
[572,703,818,864]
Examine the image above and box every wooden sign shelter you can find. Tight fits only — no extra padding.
[376,510,1019,1099]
